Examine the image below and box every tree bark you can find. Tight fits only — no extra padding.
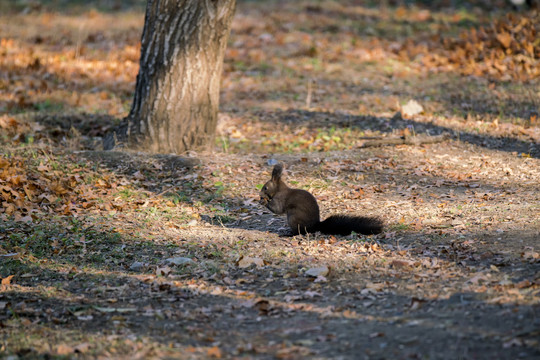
[126,0,236,154]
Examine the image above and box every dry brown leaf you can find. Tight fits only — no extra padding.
[254,299,271,315]
[56,344,74,355]
[1,275,14,285]
[496,32,512,49]
[16,214,33,223]
[156,266,172,276]
[74,343,91,353]
[467,273,490,285]
[401,99,424,117]
[237,256,264,268]
[521,250,539,260]
[49,181,68,195]
[390,259,413,269]
[132,170,145,180]
[516,279,532,289]
[37,162,51,172]
[207,346,222,358]
[365,282,385,291]
[0,158,10,169]
[410,297,427,310]
[305,265,329,277]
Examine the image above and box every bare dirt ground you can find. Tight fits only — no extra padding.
[1,0,539,359]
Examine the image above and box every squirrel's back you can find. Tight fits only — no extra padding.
[284,189,320,234]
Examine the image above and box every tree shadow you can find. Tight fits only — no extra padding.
[2,224,539,359]
[0,0,146,15]
[2,143,538,357]
[341,77,539,123]
[2,1,538,355]
[250,108,539,158]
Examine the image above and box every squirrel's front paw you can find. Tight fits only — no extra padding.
[259,196,269,205]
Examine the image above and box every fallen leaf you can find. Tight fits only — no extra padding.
[207,346,222,358]
[74,343,91,353]
[166,257,195,266]
[37,162,50,172]
[304,291,322,298]
[390,259,413,269]
[467,273,490,285]
[516,279,532,289]
[503,338,524,348]
[521,250,539,261]
[132,170,145,180]
[56,344,74,355]
[305,265,329,277]
[364,282,385,291]
[496,32,512,48]
[409,297,427,310]
[1,275,14,285]
[237,256,264,268]
[314,275,328,283]
[401,99,424,117]
[254,299,271,315]
[16,215,33,223]
[129,261,144,271]
[94,306,137,313]
[156,266,172,276]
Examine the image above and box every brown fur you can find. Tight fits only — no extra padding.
[260,164,383,236]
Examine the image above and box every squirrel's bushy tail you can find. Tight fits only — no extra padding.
[317,215,383,235]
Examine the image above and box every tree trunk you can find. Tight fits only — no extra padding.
[126,0,236,154]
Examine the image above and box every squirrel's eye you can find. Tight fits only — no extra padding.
[263,186,267,190]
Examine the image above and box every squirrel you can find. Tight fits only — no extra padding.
[259,164,383,236]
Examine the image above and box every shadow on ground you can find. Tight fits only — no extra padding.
[2,223,539,359]
[251,108,540,158]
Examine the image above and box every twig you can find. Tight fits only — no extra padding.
[359,133,451,148]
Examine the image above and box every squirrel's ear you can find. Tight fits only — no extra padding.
[271,164,283,181]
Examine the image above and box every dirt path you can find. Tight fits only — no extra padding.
[2,137,539,359]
